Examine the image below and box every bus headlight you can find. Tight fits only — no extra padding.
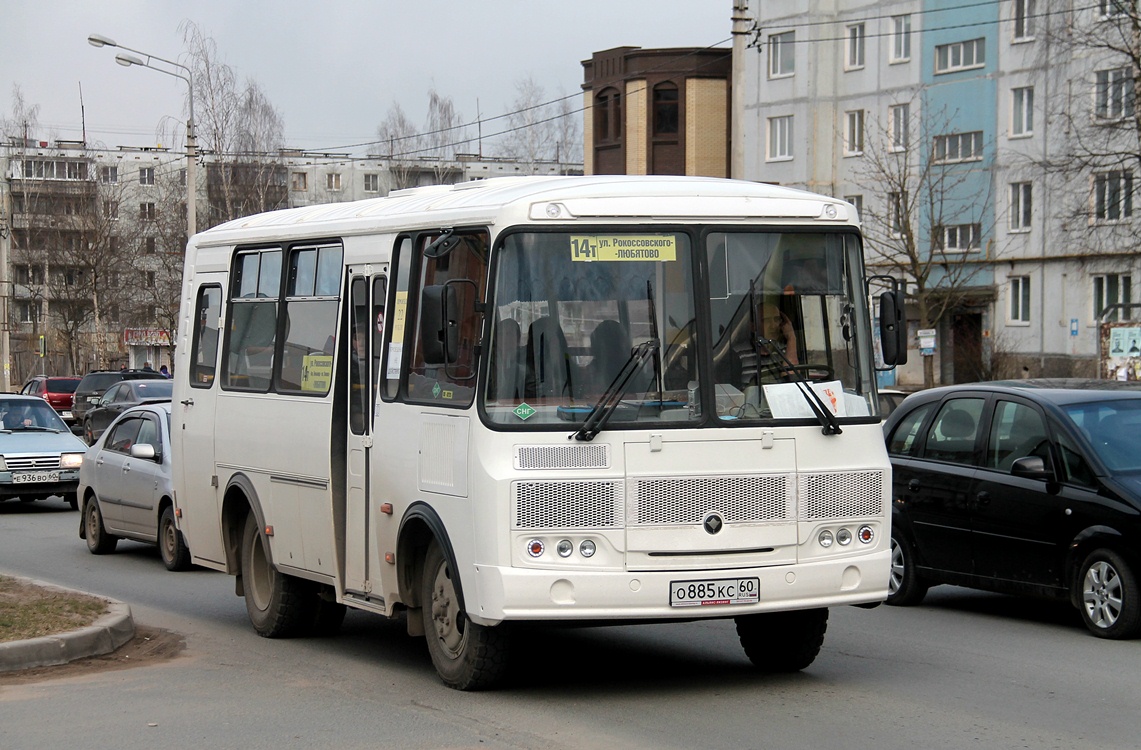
[818,530,834,548]
[526,539,545,558]
[579,539,596,558]
[556,539,573,558]
[837,528,853,546]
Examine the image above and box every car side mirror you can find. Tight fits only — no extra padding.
[1010,455,1052,481]
[130,443,157,461]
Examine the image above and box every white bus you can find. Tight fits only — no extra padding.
[171,175,907,689]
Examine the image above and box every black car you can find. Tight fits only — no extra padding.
[72,370,167,429]
[883,381,1141,639]
[82,379,173,445]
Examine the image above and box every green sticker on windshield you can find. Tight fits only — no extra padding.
[570,235,676,262]
[513,403,536,421]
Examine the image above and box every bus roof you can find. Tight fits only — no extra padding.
[192,175,857,248]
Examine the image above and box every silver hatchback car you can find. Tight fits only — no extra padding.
[77,402,190,570]
[0,394,87,508]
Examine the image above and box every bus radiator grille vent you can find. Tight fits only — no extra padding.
[629,474,793,525]
[798,471,884,520]
[514,444,610,470]
[512,480,624,529]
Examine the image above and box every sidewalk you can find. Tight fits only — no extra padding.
[0,574,135,673]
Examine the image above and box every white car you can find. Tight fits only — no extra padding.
[78,402,190,570]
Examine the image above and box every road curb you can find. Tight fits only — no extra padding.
[0,574,135,673]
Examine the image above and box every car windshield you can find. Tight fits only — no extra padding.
[0,398,68,431]
[1063,397,1141,472]
[483,228,876,429]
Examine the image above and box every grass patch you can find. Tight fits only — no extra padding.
[0,575,108,643]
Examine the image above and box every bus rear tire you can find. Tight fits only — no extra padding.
[420,540,509,690]
[735,608,828,672]
[241,513,309,638]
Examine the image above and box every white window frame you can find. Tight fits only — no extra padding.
[941,223,981,253]
[1094,170,1134,222]
[99,166,118,184]
[846,24,866,70]
[767,115,793,161]
[768,31,795,78]
[1010,182,1033,231]
[843,194,863,219]
[1095,68,1135,121]
[1100,0,1128,18]
[291,172,308,192]
[933,131,984,163]
[139,167,155,186]
[363,173,381,193]
[1011,87,1034,137]
[935,38,986,74]
[1009,276,1031,323]
[891,15,912,63]
[1013,0,1036,41]
[326,173,342,192]
[888,191,907,238]
[890,104,910,151]
[1094,273,1133,322]
[844,110,865,155]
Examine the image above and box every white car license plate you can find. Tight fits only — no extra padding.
[669,577,759,607]
[12,471,60,484]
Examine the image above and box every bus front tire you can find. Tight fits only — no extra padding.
[240,514,309,638]
[735,608,828,672]
[420,540,509,690]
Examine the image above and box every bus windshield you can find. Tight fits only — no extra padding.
[483,228,876,428]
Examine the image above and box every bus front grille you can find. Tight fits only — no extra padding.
[629,474,793,525]
[513,479,624,529]
[798,470,884,520]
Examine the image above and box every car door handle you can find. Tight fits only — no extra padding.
[976,490,990,507]
[907,478,921,492]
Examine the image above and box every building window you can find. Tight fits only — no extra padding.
[844,110,865,155]
[1011,87,1034,136]
[142,237,157,255]
[326,173,342,191]
[891,15,912,62]
[1095,68,1134,120]
[653,83,679,135]
[291,172,308,191]
[99,166,118,184]
[595,87,622,143]
[146,271,157,288]
[139,167,155,186]
[1010,182,1033,230]
[935,38,986,74]
[363,173,380,193]
[890,104,910,150]
[103,200,118,220]
[16,301,39,324]
[139,202,156,221]
[933,131,984,163]
[888,191,907,237]
[1095,273,1132,321]
[843,194,863,219]
[1013,0,1036,40]
[767,115,793,160]
[846,24,866,69]
[940,223,981,252]
[768,31,795,78]
[1100,0,1128,18]
[1009,276,1032,322]
[1094,170,1134,221]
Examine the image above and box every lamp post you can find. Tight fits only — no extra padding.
[88,33,197,240]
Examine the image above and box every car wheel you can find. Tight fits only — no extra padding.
[83,420,95,445]
[159,505,192,571]
[887,528,929,606]
[420,539,510,690]
[1077,549,1141,640]
[240,513,310,637]
[735,608,828,672]
[84,498,118,554]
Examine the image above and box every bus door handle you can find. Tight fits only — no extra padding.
[180,398,195,407]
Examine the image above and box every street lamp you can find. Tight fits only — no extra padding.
[88,33,197,240]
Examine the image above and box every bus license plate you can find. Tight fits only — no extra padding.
[670,577,759,607]
[12,471,59,484]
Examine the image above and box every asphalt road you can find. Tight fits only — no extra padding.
[2,497,1140,750]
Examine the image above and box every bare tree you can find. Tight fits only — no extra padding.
[854,99,998,388]
[495,77,581,172]
[375,102,425,190]
[425,90,468,182]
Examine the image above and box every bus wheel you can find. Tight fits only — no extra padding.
[159,505,192,571]
[84,497,118,554]
[420,540,509,690]
[735,608,828,672]
[240,514,309,638]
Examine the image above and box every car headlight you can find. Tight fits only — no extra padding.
[59,453,84,470]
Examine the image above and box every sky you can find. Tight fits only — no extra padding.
[2,1,732,156]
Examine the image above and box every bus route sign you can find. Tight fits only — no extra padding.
[570,234,677,262]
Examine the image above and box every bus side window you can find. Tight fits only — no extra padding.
[190,285,222,387]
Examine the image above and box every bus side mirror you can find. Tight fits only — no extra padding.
[878,288,908,367]
[421,284,458,365]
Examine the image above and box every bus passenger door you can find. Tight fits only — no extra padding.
[344,274,385,594]
[174,278,225,565]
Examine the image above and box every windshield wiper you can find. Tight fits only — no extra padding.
[570,339,660,442]
[748,280,841,436]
